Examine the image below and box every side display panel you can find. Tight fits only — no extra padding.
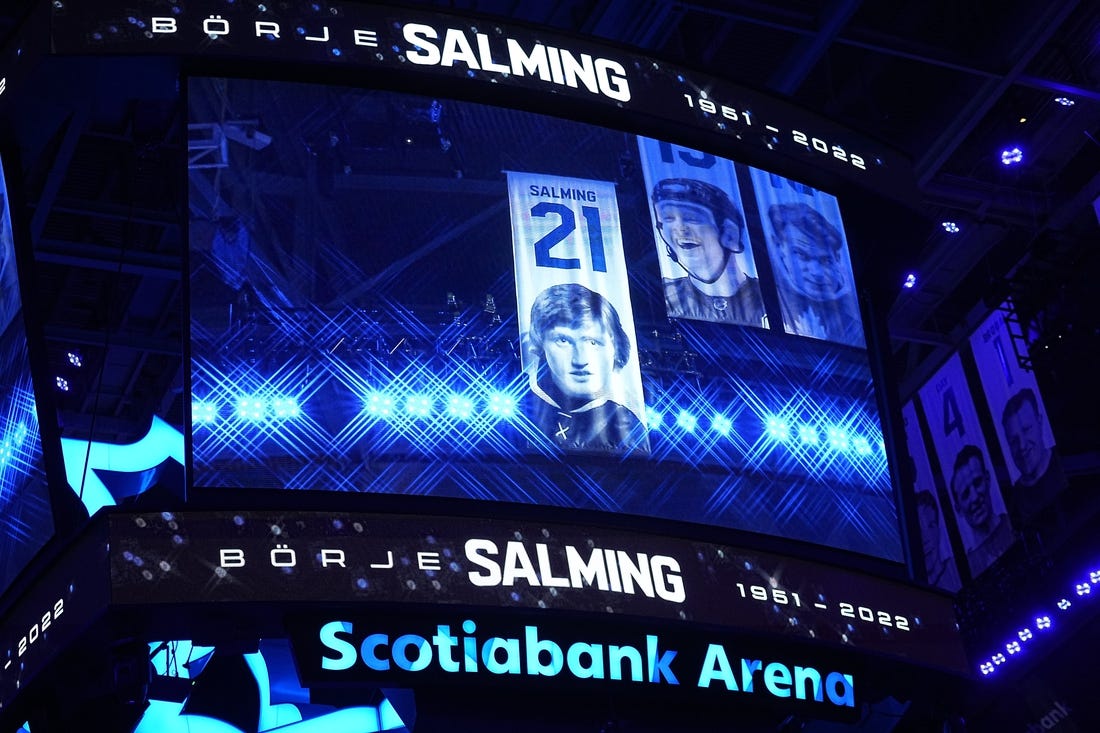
[0,161,53,597]
[188,78,900,560]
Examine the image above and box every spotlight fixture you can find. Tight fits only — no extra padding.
[902,272,918,289]
[67,351,83,367]
[1000,147,1024,165]
[1054,96,1075,107]
[941,221,960,233]
[55,376,69,391]
[1017,628,1033,641]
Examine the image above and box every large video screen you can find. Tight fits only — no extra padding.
[188,77,900,560]
[0,162,53,596]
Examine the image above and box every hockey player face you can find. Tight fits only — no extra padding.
[656,200,734,282]
[543,318,616,402]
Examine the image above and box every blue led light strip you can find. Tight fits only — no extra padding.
[976,564,1099,677]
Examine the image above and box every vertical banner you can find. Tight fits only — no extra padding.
[969,305,1065,523]
[917,355,1013,577]
[902,401,961,591]
[635,137,767,328]
[507,171,648,456]
[749,167,864,348]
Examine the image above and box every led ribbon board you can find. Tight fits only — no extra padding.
[108,511,968,675]
[48,0,916,202]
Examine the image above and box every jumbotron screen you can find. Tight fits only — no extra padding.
[0,161,53,597]
[188,76,899,560]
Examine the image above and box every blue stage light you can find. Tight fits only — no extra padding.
[826,427,849,451]
[192,401,219,424]
[798,424,818,445]
[1035,616,1051,629]
[405,394,432,418]
[235,396,266,421]
[980,662,995,675]
[55,376,69,391]
[271,397,300,419]
[1054,96,1075,107]
[711,414,732,436]
[1089,570,1100,584]
[1006,641,1021,655]
[365,392,395,418]
[1057,598,1071,610]
[902,272,918,288]
[941,221,960,234]
[486,393,515,418]
[447,395,475,420]
[1000,146,1023,165]
[1017,628,1032,641]
[992,653,1006,665]
[852,436,872,455]
[67,351,83,367]
[676,411,697,432]
[764,416,789,441]
[1074,582,1091,596]
[646,408,663,430]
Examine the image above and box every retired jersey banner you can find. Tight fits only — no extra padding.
[902,401,961,592]
[636,136,767,328]
[749,167,864,348]
[507,171,648,456]
[917,354,1013,578]
[969,305,1065,523]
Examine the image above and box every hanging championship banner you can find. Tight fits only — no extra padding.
[506,171,648,456]
[635,136,768,329]
[969,305,1065,523]
[749,167,864,348]
[901,401,961,592]
[917,354,1013,578]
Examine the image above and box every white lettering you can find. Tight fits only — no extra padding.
[418,551,441,571]
[255,20,281,38]
[353,29,378,47]
[403,23,441,65]
[304,26,330,43]
[320,549,346,568]
[220,548,245,568]
[203,15,229,37]
[151,17,177,34]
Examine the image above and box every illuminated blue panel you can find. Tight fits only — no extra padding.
[186,79,901,560]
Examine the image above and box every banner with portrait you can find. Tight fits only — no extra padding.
[635,136,767,328]
[917,354,1013,577]
[749,167,864,348]
[507,171,648,456]
[902,401,961,592]
[969,304,1065,523]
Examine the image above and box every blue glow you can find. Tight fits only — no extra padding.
[1000,146,1024,165]
[366,392,396,417]
[1006,641,1021,655]
[1035,616,1051,629]
[941,221,959,233]
[1017,628,1032,641]
[67,351,82,367]
[272,397,300,418]
[992,653,1006,665]
[446,394,475,420]
[798,424,819,445]
[902,272,918,288]
[236,396,267,421]
[1075,583,1091,596]
[765,416,789,441]
[1057,598,1071,610]
[980,662,994,675]
[826,427,849,451]
[192,401,219,424]
[55,376,69,391]
[405,394,432,418]
[711,415,731,436]
[646,408,663,430]
[1090,570,1100,584]
[676,411,697,432]
[1054,96,1075,107]
[486,392,515,418]
[851,436,872,456]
